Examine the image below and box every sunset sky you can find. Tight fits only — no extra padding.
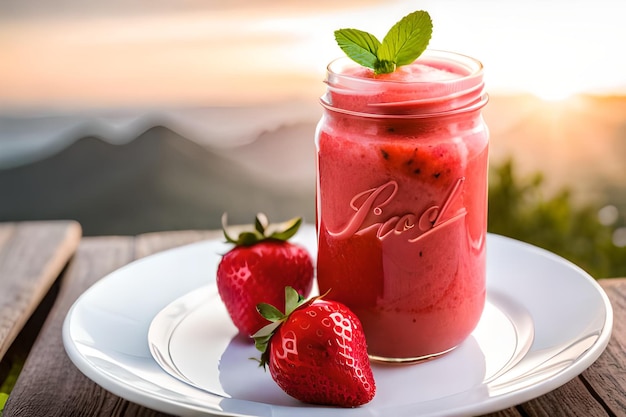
[2,0,626,251]
[1,0,626,111]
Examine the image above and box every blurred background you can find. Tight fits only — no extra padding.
[1,0,625,277]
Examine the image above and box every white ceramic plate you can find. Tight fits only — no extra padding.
[63,226,613,417]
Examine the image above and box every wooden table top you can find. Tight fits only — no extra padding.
[0,220,624,417]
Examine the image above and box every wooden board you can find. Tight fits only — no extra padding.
[0,221,81,361]
[3,230,219,417]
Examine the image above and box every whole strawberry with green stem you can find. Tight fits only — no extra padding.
[253,287,376,407]
[217,213,314,337]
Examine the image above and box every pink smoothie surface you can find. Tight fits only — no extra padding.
[325,55,483,115]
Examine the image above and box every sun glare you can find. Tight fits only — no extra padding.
[531,88,576,102]
[527,75,581,102]
[522,55,583,102]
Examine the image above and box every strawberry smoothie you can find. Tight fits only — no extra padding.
[315,51,489,361]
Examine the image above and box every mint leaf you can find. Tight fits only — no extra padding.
[374,60,397,75]
[334,10,433,75]
[334,28,381,70]
[378,10,432,67]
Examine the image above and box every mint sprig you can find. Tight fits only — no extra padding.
[334,10,433,75]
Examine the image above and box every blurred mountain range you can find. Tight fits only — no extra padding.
[1,94,625,235]
[0,123,317,235]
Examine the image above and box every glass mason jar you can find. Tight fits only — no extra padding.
[315,50,489,363]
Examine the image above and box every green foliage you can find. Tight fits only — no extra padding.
[488,158,626,279]
[0,393,7,416]
[0,355,24,415]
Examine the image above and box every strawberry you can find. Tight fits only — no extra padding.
[253,287,376,407]
[217,214,314,337]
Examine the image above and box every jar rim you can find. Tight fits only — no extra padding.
[319,93,489,119]
[322,49,487,117]
[326,49,484,87]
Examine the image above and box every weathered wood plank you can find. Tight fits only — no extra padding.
[4,230,215,417]
[0,223,16,250]
[2,236,146,417]
[482,407,524,417]
[133,229,222,259]
[580,278,626,415]
[0,221,81,361]
[518,377,611,417]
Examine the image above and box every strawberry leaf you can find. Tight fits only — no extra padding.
[257,303,285,322]
[237,231,263,246]
[255,213,269,235]
[284,286,306,315]
[221,212,238,243]
[253,321,283,339]
[267,217,302,241]
[252,321,282,369]
[222,213,303,246]
[252,286,309,368]
[253,334,272,354]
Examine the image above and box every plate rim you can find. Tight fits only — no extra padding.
[62,230,613,417]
